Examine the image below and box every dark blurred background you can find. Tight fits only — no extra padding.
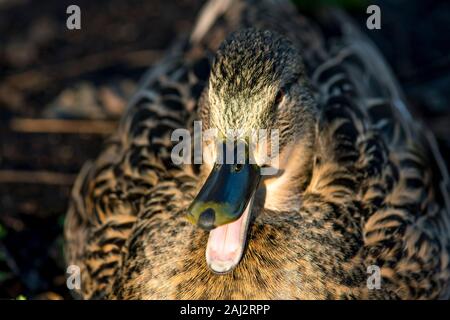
[0,0,449,299]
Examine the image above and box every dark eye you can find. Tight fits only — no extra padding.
[274,89,285,105]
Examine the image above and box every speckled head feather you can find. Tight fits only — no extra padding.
[208,28,307,138]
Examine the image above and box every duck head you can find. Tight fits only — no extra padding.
[187,28,317,273]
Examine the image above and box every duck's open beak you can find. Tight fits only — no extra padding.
[187,145,261,273]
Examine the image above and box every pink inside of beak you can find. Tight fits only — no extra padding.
[205,198,253,273]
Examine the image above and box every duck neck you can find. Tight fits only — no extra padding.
[258,128,316,213]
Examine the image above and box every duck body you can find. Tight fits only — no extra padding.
[65,0,450,299]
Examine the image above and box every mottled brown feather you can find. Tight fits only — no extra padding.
[65,0,450,299]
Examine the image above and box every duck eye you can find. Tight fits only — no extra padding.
[274,89,285,106]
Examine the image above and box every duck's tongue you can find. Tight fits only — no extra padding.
[206,196,253,273]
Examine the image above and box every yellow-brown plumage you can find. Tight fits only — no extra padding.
[65,0,450,299]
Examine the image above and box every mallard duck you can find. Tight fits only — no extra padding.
[65,0,450,299]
